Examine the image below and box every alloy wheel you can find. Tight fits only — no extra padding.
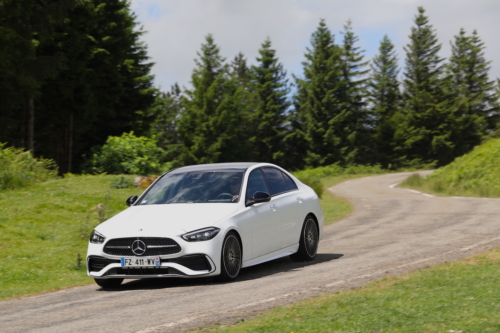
[223,235,241,278]
[304,219,319,257]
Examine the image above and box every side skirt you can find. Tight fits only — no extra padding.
[242,243,299,268]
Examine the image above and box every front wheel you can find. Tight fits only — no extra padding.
[217,231,242,281]
[290,216,319,262]
[94,278,123,288]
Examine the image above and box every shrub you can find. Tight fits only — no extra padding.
[298,176,324,198]
[89,132,166,175]
[110,175,135,189]
[401,173,424,187]
[293,163,385,181]
[0,143,57,191]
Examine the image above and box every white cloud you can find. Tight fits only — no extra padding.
[131,0,500,91]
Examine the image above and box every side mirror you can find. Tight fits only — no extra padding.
[246,191,271,207]
[126,195,138,206]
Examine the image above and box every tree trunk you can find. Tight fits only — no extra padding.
[28,97,35,154]
[68,112,73,173]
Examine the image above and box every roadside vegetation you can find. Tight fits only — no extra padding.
[193,248,500,333]
[0,144,57,191]
[0,175,141,301]
[401,138,500,198]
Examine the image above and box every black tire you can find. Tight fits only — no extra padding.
[217,231,242,282]
[94,278,123,288]
[290,216,319,262]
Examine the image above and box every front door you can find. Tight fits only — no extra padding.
[245,169,282,259]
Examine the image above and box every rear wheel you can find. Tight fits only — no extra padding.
[94,278,123,288]
[217,232,242,281]
[290,216,319,262]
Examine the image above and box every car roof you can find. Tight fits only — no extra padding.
[169,162,260,174]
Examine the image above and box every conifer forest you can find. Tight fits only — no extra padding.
[1,1,499,174]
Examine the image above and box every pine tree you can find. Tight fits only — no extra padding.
[0,0,75,154]
[177,35,251,165]
[293,20,344,167]
[448,29,498,133]
[231,52,249,82]
[494,79,500,137]
[148,84,182,150]
[395,6,454,166]
[339,21,370,164]
[248,38,290,164]
[444,29,484,156]
[35,0,155,173]
[367,35,401,167]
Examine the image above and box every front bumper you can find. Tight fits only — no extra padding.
[87,235,223,279]
[87,254,216,279]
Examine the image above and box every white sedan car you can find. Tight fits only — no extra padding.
[87,162,324,288]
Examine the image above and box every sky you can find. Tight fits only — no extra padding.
[129,0,500,92]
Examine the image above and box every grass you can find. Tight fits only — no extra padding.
[401,172,500,198]
[0,175,140,301]
[193,248,500,333]
[401,138,500,198]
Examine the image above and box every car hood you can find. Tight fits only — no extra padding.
[96,203,239,238]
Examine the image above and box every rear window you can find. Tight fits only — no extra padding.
[262,167,289,195]
[282,172,298,190]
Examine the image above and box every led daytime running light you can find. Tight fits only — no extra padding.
[181,227,220,242]
[89,230,106,244]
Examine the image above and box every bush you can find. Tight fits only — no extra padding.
[298,176,324,198]
[88,132,166,175]
[0,143,57,191]
[401,173,424,187]
[110,175,135,189]
[293,163,385,181]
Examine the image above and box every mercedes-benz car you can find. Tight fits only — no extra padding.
[87,162,324,288]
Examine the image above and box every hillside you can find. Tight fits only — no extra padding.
[402,138,500,197]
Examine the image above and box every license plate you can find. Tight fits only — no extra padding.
[120,257,161,267]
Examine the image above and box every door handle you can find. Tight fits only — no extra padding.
[270,204,277,211]
[297,197,303,203]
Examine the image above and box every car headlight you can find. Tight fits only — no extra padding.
[181,227,220,242]
[89,230,106,244]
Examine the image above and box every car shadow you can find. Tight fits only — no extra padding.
[96,253,343,292]
[238,253,344,281]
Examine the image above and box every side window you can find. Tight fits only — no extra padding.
[246,169,270,200]
[282,172,298,190]
[262,167,289,195]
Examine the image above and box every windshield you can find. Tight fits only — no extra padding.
[139,171,243,205]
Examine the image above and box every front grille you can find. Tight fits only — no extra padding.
[103,237,181,256]
[164,254,211,271]
[88,256,120,272]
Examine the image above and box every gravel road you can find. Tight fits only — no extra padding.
[2,171,500,333]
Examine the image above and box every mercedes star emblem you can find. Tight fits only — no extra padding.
[131,239,146,256]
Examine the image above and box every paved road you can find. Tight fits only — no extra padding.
[2,172,500,333]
